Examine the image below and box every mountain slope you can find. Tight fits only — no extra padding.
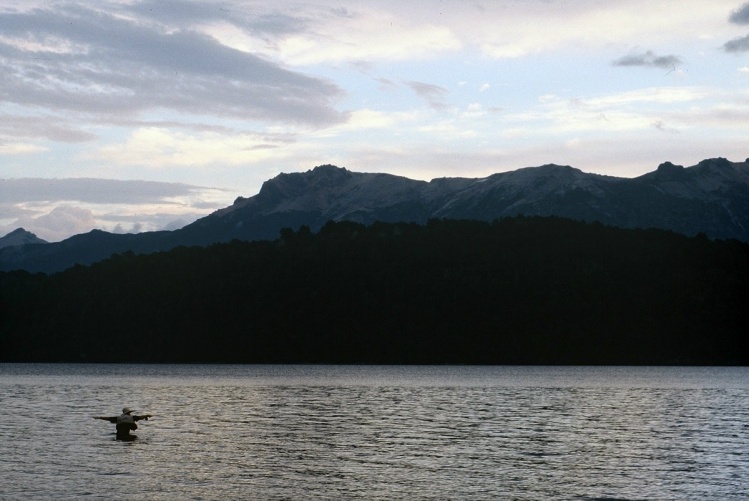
[2,158,748,273]
[0,228,48,249]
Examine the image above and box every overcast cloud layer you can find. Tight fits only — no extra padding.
[1,0,748,241]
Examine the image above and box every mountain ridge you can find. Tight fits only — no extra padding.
[2,157,748,273]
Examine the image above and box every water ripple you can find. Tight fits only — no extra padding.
[1,365,747,499]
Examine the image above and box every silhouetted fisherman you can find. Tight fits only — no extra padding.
[94,407,152,440]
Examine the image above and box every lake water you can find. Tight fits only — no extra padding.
[1,365,747,500]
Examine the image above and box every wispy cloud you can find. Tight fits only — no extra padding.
[87,128,296,168]
[128,1,309,36]
[501,87,712,138]
[729,2,749,24]
[724,34,749,52]
[0,142,46,155]
[725,2,749,52]
[0,178,211,205]
[0,114,96,143]
[406,81,449,111]
[612,51,681,69]
[0,4,346,128]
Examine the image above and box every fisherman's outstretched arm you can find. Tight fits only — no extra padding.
[133,414,152,421]
[93,416,118,423]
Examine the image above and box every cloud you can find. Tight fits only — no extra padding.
[501,87,710,138]
[583,87,707,106]
[375,77,398,90]
[10,205,97,242]
[270,6,461,64]
[340,109,418,130]
[724,2,749,52]
[651,120,679,133]
[0,178,214,205]
[463,103,487,118]
[612,51,682,69]
[0,142,46,155]
[122,1,728,66]
[724,33,749,52]
[0,114,96,143]
[127,1,241,26]
[0,178,234,241]
[128,1,310,37]
[0,4,346,128]
[406,81,449,111]
[89,127,296,168]
[729,2,749,24]
[668,102,749,127]
[475,2,729,59]
[2,202,191,242]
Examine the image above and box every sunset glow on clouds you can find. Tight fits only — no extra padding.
[1,0,748,240]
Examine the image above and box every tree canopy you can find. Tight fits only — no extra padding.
[1,216,747,364]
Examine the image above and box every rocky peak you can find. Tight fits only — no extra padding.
[656,161,684,172]
[697,157,731,170]
[0,228,48,249]
[653,161,686,180]
[487,164,599,195]
[256,165,351,201]
[695,157,749,190]
[638,157,749,195]
[311,164,350,177]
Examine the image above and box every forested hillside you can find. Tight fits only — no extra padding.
[1,216,747,364]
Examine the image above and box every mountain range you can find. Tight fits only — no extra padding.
[2,157,748,273]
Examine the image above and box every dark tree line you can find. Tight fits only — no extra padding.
[1,216,747,364]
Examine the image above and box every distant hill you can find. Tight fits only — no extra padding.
[0,228,47,249]
[2,157,748,273]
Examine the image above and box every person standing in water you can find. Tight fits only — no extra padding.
[94,407,152,440]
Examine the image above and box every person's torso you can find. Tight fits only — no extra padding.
[117,413,135,425]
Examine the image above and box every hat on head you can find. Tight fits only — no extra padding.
[122,407,134,414]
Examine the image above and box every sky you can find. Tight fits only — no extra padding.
[1,0,748,242]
